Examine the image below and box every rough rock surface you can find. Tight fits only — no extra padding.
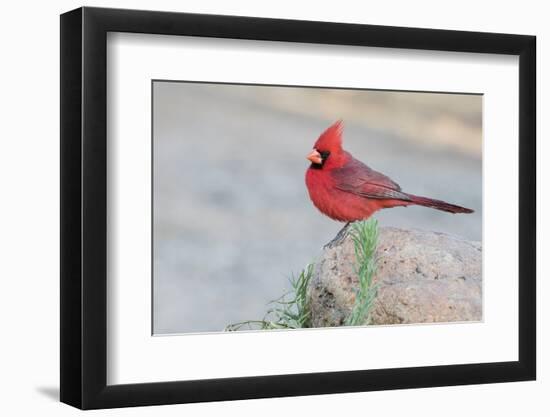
[308,227,482,327]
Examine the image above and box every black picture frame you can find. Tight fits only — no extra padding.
[60,6,536,410]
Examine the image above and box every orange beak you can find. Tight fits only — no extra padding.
[306,149,322,164]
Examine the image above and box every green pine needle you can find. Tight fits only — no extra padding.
[345,219,379,326]
[224,263,314,331]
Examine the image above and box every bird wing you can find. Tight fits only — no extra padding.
[331,158,412,201]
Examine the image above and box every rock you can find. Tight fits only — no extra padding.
[308,227,482,327]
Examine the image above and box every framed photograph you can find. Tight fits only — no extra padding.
[60,6,536,409]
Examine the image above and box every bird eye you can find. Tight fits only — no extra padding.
[320,151,331,160]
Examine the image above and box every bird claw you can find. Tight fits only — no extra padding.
[324,222,352,249]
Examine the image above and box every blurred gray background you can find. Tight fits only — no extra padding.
[153,81,482,334]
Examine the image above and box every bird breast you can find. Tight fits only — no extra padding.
[305,167,381,222]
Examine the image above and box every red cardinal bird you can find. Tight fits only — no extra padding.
[305,120,473,227]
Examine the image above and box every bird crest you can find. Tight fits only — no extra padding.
[314,120,344,153]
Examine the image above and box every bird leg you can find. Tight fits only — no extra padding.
[324,222,352,249]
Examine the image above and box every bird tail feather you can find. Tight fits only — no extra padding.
[406,194,474,214]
